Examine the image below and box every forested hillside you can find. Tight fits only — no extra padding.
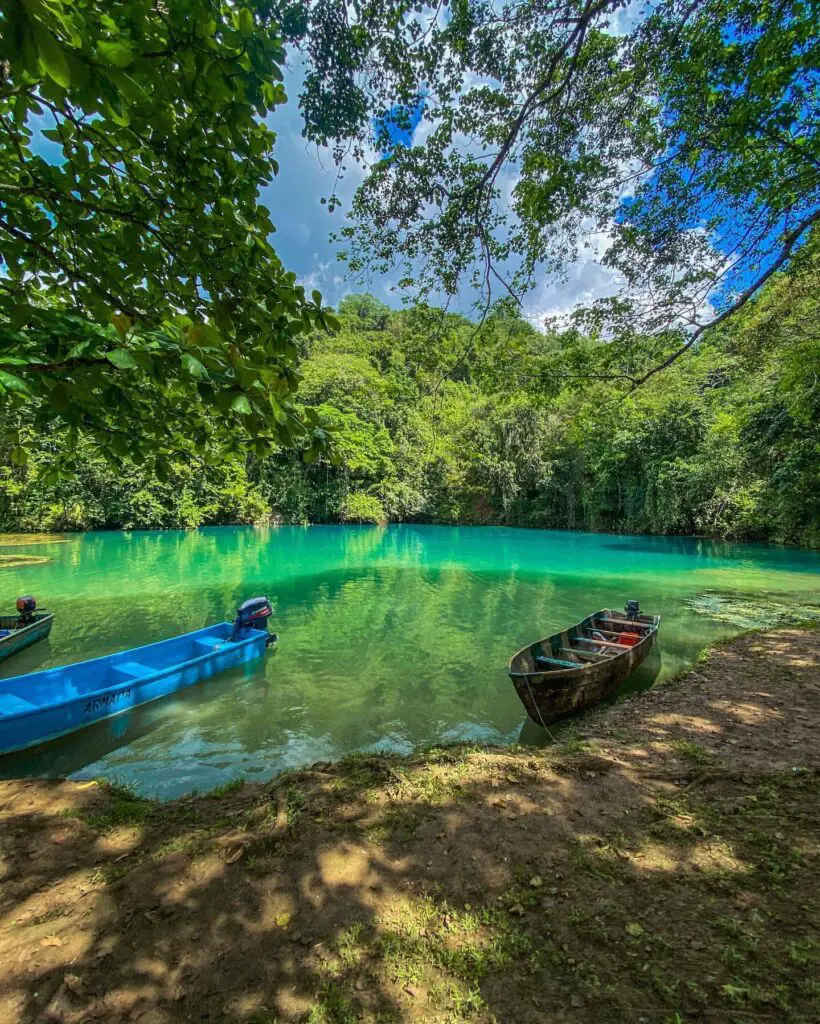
[2,240,817,546]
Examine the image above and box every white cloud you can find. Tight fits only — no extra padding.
[263,56,644,320]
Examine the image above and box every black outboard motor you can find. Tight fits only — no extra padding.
[624,599,640,622]
[16,595,38,626]
[232,596,278,646]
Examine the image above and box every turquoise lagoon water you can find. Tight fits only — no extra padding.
[0,526,817,798]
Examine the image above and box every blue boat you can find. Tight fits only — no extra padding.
[0,597,277,756]
[1,596,53,664]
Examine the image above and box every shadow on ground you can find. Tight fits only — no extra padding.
[0,629,818,1024]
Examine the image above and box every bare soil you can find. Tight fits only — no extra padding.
[0,627,818,1024]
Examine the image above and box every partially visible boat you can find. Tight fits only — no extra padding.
[0,596,53,664]
[509,602,660,727]
[0,596,277,755]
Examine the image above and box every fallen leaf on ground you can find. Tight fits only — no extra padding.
[40,934,63,947]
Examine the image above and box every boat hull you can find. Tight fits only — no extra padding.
[509,610,660,727]
[0,613,54,664]
[0,623,268,755]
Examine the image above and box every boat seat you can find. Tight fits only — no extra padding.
[576,636,630,650]
[596,617,651,630]
[0,693,37,716]
[534,655,581,670]
[194,636,227,655]
[109,660,153,682]
[559,647,608,661]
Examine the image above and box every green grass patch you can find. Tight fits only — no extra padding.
[82,783,153,831]
[671,739,718,766]
[376,893,531,994]
[307,982,360,1024]
[206,777,246,798]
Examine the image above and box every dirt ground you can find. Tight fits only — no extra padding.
[0,627,818,1024]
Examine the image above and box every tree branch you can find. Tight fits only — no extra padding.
[628,208,820,390]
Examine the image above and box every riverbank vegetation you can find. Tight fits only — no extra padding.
[2,239,818,544]
[1,626,817,1023]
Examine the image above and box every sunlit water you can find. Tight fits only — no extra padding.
[1,526,817,798]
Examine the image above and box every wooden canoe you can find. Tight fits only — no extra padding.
[509,607,660,727]
[0,612,54,664]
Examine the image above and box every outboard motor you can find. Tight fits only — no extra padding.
[16,595,38,626]
[624,599,640,622]
[232,596,278,646]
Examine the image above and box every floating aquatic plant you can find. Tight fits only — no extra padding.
[686,591,820,630]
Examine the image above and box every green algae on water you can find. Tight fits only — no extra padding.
[686,590,820,630]
[0,553,52,569]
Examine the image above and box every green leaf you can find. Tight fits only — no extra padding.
[66,340,92,359]
[11,447,29,467]
[11,302,31,328]
[182,353,209,379]
[311,289,322,306]
[111,312,131,337]
[625,922,644,937]
[237,8,254,35]
[107,349,138,370]
[0,369,29,393]
[230,394,252,415]
[98,39,135,69]
[34,25,71,88]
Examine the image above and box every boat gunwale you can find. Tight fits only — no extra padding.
[508,609,660,678]
[0,612,54,645]
[0,623,267,721]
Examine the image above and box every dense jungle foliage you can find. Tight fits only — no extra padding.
[1,239,817,545]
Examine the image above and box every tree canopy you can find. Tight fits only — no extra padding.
[333,0,819,380]
[0,0,337,479]
[1,0,817,483]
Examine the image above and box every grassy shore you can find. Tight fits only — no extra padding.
[0,627,818,1024]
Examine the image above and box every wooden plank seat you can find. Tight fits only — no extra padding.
[595,617,652,631]
[560,647,610,661]
[576,636,630,650]
[534,654,582,670]
[0,694,37,716]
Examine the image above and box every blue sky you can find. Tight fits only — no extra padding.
[262,65,625,320]
[261,63,377,307]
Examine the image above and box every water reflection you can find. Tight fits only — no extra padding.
[0,526,817,797]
